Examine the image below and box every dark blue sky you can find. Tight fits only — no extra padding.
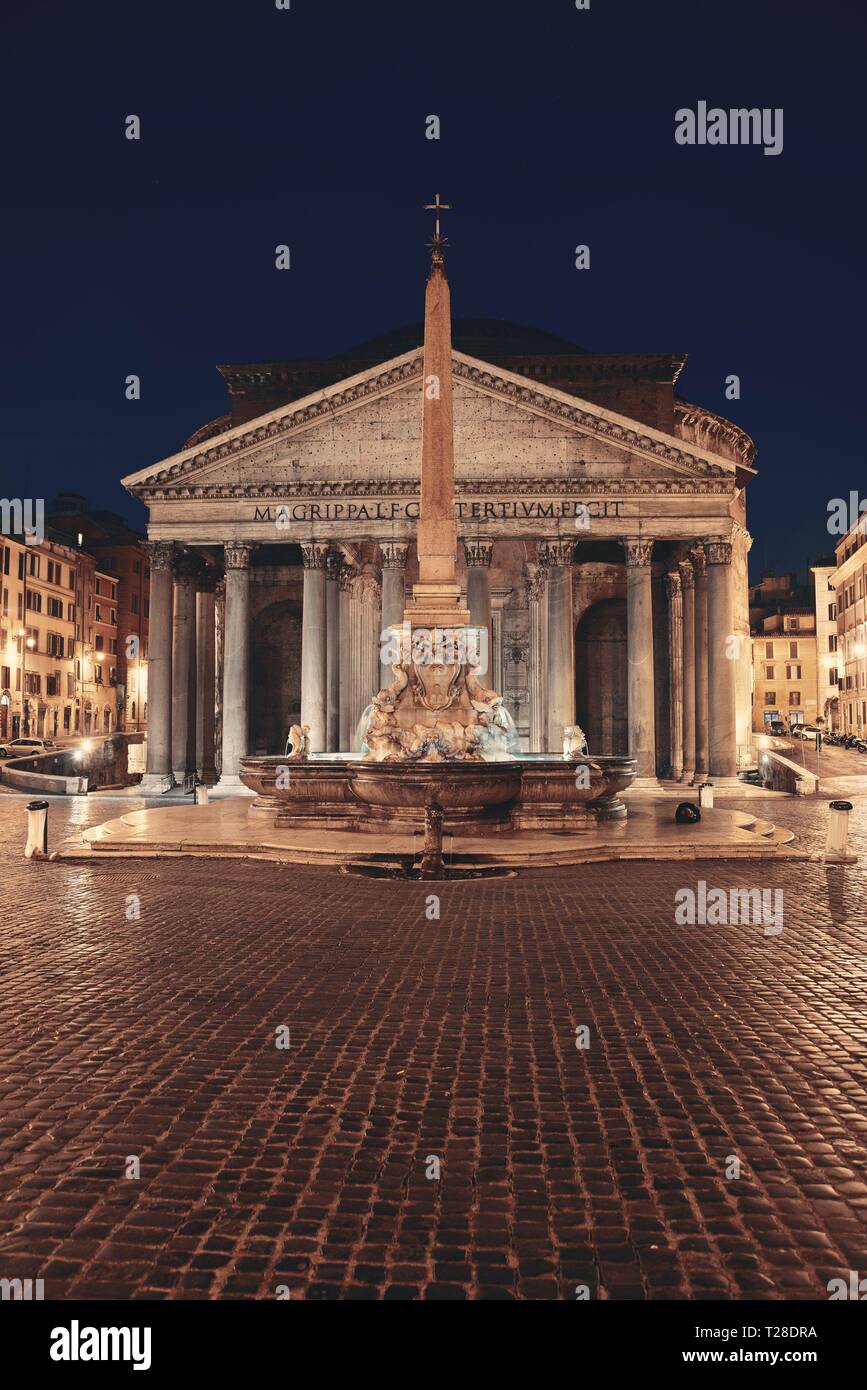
[2,0,863,578]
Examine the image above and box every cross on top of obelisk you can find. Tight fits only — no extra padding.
[424,193,451,263]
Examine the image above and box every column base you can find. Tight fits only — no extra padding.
[173,768,197,786]
[138,772,176,796]
[210,774,256,799]
[625,776,664,794]
[681,767,695,784]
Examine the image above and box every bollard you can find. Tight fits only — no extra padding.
[699,781,714,810]
[195,784,209,806]
[25,799,49,859]
[826,800,853,861]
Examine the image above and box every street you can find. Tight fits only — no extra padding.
[0,792,865,1299]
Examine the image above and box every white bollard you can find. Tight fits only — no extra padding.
[195,784,209,806]
[699,781,714,810]
[25,799,49,859]
[826,800,853,861]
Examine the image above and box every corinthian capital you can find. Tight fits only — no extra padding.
[300,541,329,570]
[622,537,654,567]
[678,559,695,591]
[524,562,548,604]
[224,542,256,571]
[463,537,494,568]
[690,547,707,579]
[536,538,573,567]
[146,540,175,573]
[665,570,682,600]
[704,539,733,566]
[380,541,409,569]
[338,562,358,593]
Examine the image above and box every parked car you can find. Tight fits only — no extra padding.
[0,736,54,758]
[768,721,786,737]
[791,724,820,740]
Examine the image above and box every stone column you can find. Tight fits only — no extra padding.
[300,542,329,753]
[624,537,657,782]
[379,542,408,692]
[357,569,382,726]
[679,559,696,783]
[325,549,341,752]
[526,561,548,752]
[464,538,493,678]
[338,562,356,751]
[666,570,684,782]
[692,547,710,780]
[214,578,225,779]
[538,539,574,752]
[214,542,255,796]
[196,572,217,783]
[171,551,198,783]
[705,538,738,779]
[141,540,175,792]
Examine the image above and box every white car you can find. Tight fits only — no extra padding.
[0,736,54,758]
[791,725,820,741]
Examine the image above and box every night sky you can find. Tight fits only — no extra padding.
[2,0,863,578]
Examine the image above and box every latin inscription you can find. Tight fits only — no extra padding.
[253,498,622,524]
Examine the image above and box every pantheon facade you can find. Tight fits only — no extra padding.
[122,319,756,793]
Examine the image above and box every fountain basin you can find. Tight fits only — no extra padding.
[239,753,637,834]
[512,756,637,829]
[348,759,522,833]
[240,757,359,828]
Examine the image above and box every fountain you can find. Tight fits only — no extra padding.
[239,200,636,842]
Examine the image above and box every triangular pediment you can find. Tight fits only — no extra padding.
[122,348,745,500]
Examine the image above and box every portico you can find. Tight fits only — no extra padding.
[124,327,756,791]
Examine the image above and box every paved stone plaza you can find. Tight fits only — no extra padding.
[1,794,866,1300]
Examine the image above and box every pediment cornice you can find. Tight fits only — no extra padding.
[123,347,748,500]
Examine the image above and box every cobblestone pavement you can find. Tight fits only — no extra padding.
[0,793,866,1300]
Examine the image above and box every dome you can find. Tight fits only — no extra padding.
[337,317,589,361]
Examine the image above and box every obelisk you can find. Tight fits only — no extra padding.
[403,195,470,633]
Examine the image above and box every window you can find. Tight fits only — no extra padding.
[764,691,776,705]
[788,691,801,706]
[47,673,61,696]
[46,632,64,657]
[95,665,103,685]
[765,665,775,680]
[830,668,838,685]
[786,664,802,680]
[1,665,9,688]
[131,593,139,614]
[110,609,116,624]
[789,618,799,630]
[95,604,102,622]
[67,602,75,622]
[829,602,837,620]
[47,596,63,618]
[765,642,774,659]
[95,634,104,652]
[829,634,838,652]
[67,673,75,697]
[24,672,40,695]
[25,590,42,613]
[789,641,798,658]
